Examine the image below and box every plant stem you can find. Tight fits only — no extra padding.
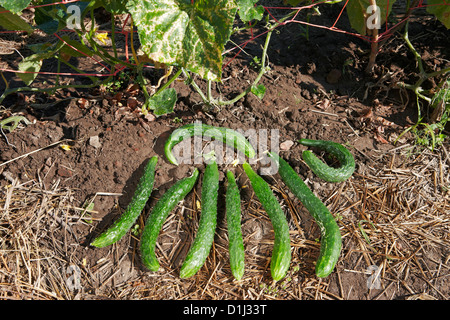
[154,68,182,96]
[0,77,111,106]
[181,69,209,102]
[216,28,272,106]
[365,0,379,74]
[182,10,297,107]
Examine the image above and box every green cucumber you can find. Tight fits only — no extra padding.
[91,156,158,248]
[298,139,355,183]
[164,123,256,165]
[225,171,245,280]
[140,168,199,271]
[242,162,291,281]
[268,152,341,278]
[180,160,219,278]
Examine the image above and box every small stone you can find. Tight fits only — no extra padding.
[89,136,101,149]
[280,140,294,151]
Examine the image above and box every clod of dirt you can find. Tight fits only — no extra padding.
[89,136,102,149]
[326,68,342,84]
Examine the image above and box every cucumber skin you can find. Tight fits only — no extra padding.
[164,123,256,165]
[242,163,291,281]
[180,161,219,278]
[298,139,355,183]
[91,156,159,248]
[268,152,341,278]
[140,169,199,272]
[226,171,245,280]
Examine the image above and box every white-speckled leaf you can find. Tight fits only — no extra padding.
[127,0,237,81]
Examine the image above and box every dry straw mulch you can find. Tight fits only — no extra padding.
[0,143,449,300]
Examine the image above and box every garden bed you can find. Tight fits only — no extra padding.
[0,1,449,300]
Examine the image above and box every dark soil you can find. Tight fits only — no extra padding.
[1,3,449,300]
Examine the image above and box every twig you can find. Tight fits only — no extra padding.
[0,139,73,168]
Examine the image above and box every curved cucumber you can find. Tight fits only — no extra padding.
[242,162,291,281]
[180,160,219,278]
[91,156,158,248]
[268,152,341,277]
[298,139,355,183]
[140,168,199,272]
[164,123,256,165]
[225,171,245,280]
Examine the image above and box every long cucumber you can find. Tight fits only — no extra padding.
[164,123,256,165]
[140,168,199,271]
[298,138,355,183]
[242,162,291,281]
[180,160,219,278]
[91,156,158,248]
[268,152,342,277]
[225,171,245,280]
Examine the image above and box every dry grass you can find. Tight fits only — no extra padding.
[0,144,449,300]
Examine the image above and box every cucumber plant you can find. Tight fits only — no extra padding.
[0,0,269,112]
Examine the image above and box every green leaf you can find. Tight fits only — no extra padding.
[147,88,177,116]
[346,0,397,35]
[0,0,32,14]
[251,84,266,100]
[95,0,129,14]
[0,6,34,33]
[59,36,95,58]
[17,55,43,86]
[34,1,90,34]
[127,0,238,82]
[427,0,450,29]
[16,43,64,85]
[34,3,66,34]
[237,0,264,22]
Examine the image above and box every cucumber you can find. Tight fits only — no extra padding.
[225,170,245,280]
[180,160,219,278]
[91,156,158,248]
[242,162,291,281]
[268,152,341,278]
[140,168,199,272]
[298,139,355,183]
[164,123,256,165]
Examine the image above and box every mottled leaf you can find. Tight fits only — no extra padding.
[0,0,32,14]
[127,0,238,81]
